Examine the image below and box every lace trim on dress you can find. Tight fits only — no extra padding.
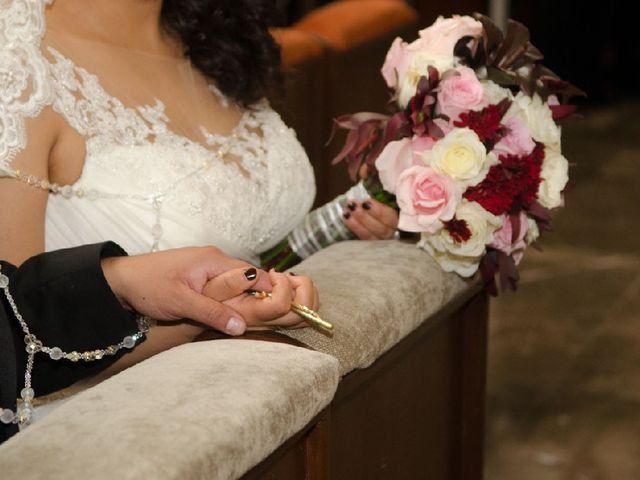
[0,0,53,176]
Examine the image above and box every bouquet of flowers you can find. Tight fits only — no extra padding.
[263,13,583,294]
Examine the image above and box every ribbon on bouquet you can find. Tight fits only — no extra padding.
[260,181,372,271]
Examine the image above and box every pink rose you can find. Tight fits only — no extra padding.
[417,15,483,57]
[381,37,414,89]
[490,212,529,264]
[375,136,435,193]
[437,67,485,122]
[493,117,535,158]
[396,165,461,233]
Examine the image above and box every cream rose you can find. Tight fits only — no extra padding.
[481,79,512,106]
[397,51,456,108]
[513,92,561,149]
[537,147,569,209]
[418,200,502,277]
[425,127,494,187]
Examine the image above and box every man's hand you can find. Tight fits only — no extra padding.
[101,246,271,336]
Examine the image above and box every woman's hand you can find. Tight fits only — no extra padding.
[203,269,319,330]
[342,199,399,240]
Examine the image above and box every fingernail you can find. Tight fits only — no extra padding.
[244,268,257,281]
[347,202,356,211]
[343,212,351,219]
[362,201,371,210]
[288,272,297,276]
[226,317,245,336]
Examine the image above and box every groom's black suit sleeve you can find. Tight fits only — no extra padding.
[0,243,139,443]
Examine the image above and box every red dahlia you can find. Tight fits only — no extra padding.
[453,99,511,148]
[464,142,545,215]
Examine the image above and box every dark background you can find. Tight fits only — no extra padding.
[277,0,640,105]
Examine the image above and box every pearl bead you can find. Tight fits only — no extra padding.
[49,347,63,360]
[61,185,73,198]
[0,274,8,288]
[20,388,34,401]
[123,336,136,349]
[1,409,15,424]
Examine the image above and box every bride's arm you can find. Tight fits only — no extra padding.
[0,109,69,265]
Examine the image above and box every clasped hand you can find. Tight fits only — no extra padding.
[101,246,317,337]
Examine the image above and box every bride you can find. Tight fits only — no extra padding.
[0,0,399,375]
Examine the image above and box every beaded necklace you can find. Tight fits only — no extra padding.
[0,265,149,428]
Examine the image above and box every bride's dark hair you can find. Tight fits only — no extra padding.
[161,0,283,108]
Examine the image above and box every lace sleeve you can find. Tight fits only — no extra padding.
[0,0,53,177]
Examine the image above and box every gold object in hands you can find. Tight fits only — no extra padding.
[245,290,334,333]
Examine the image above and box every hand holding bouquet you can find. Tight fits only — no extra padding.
[330,13,584,294]
[263,13,583,295]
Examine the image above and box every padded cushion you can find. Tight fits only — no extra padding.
[0,340,339,480]
[293,0,419,50]
[282,240,470,375]
[271,27,327,67]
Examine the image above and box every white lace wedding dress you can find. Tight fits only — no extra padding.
[0,0,316,265]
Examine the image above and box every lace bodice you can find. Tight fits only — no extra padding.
[0,0,315,263]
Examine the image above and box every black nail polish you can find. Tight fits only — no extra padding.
[347,202,356,211]
[288,272,297,276]
[362,201,371,210]
[244,268,257,280]
[343,212,351,219]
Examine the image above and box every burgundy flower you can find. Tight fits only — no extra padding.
[464,142,545,215]
[453,98,511,148]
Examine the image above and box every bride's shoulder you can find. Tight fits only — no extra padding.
[0,0,53,175]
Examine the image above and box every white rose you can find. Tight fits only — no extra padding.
[397,52,457,108]
[513,92,561,149]
[481,79,512,106]
[418,200,502,277]
[425,127,495,187]
[537,147,569,209]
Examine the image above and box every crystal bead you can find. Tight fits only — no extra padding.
[0,409,15,424]
[106,346,118,355]
[49,347,63,360]
[67,351,80,362]
[20,388,34,401]
[151,223,163,239]
[61,185,73,198]
[152,198,163,211]
[94,350,104,360]
[16,403,33,424]
[81,352,94,361]
[0,274,8,288]
[25,342,39,354]
[123,336,136,349]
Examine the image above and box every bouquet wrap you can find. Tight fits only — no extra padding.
[261,182,371,271]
